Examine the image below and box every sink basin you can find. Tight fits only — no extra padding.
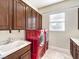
[0,40,25,52]
[0,40,31,59]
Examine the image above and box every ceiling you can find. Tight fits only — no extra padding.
[27,0,64,8]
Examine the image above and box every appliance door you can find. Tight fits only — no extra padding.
[40,31,45,46]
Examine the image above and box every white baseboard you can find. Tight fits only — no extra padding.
[49,46,70,55]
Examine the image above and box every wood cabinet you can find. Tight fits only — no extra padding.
[38,14,42,29]
[25,5,42,30]
[0,0,13,30]
[13,0,26,30]
[73,41,77,59]
[77,46,79,59]
[0,0,42,30]
[21,50,31,59]
[0,0,26,30]
[36,13,42,29]
[31,9,37,29]
[70,39,73,56]
[70,39,78,59]
[3,44,31,59]
[25,6,32,29]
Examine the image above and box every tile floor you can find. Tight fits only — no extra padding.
[41,48,73,59]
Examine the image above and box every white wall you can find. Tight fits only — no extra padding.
[39,0,79,14]
[0,30,25,45]
[39,0,79,50]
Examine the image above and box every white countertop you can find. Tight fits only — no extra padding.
[0,40,31,59]
[71,37,79,46]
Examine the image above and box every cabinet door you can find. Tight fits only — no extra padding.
[3,54,19,59]
[31,9,37,29]
[21,51,31,59]
[39,14,42,29]
[37,13,42,29]
[77,46,79,59]
[0,0,12,30]
[14,0,25,30]
[70,39,73,56]
[77,51,79,59]
[36,13,39,29]
[26,6,32,29]
[73,41,77,59]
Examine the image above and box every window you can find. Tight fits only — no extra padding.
[49,13,65,31]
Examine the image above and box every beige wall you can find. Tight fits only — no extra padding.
[0,30,25,45]
[39,0,79,50]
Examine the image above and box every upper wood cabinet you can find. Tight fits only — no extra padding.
[0,0,42,30]
[31,10,42,30]
[26,7,37,30]
[25,6,42,30]
[25,5,32,29]
[31,9,37,29]
[39,14,42,29]
[37,13,42,29]
[13,0,26,30]
[0,0,13,30]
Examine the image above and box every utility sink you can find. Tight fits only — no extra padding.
[0,40,31,59]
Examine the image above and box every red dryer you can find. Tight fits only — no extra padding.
[25,30,47,59]
[25,30,41,59]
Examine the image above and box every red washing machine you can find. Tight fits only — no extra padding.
[25,30,46,59]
